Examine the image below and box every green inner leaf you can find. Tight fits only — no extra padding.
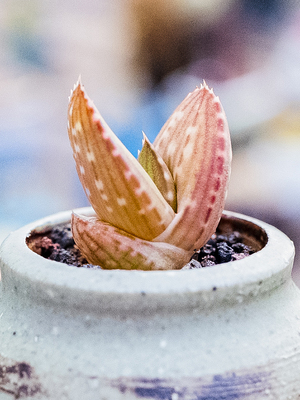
[138,133,177,212]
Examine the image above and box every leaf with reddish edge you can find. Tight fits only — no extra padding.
[152,82,232,251]
[68,80,175,242]
[138,132,177,211]
[72,212,191,270]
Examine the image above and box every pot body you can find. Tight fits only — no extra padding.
[0,209,299,400]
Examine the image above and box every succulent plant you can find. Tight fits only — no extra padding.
[68,79,232,270]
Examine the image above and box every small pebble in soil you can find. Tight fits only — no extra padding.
[31,225,253,270]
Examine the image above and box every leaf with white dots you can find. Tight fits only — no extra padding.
[68,81,175,241]
[153,82,232,251]
[138,133,177,211]
[72,212,191,270]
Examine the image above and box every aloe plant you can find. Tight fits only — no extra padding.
[68,79,232,270]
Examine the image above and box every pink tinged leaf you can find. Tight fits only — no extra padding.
[153,82,232,251]
[72,212,192,270]
[138,133,177,211]
[68,81,175,241]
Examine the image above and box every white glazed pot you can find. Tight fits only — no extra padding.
[0,209,299,400]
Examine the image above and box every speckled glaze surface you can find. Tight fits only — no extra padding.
[0,209,299,400]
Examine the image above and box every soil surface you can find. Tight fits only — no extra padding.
[183,231,254,269]
[27,223,254,270]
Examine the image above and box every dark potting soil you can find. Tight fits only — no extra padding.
[28,224,102,269]
[29,223,254,270]
[182,231,254,269]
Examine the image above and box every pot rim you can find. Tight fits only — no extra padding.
[0,208,295,314]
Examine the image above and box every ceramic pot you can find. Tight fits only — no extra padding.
[0,209,299,400]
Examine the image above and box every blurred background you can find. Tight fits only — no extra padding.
[1,0,300,282]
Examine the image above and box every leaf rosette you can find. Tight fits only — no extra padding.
[68,80,232,270]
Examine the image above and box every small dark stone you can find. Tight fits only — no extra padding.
[216,242,233,263]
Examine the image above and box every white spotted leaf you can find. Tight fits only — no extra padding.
[153,82,232,250]
[72,212,191,270]
[68,81,175,241]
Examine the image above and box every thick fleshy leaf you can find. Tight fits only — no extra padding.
[138,133,177,211]
[153,82,232,251]
[72,212,192,270]
[68,80,175,241]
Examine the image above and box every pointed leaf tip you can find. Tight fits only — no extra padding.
[68,84,175,242]
[153,83,232,251]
